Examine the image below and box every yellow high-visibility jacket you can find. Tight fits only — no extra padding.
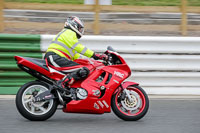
[46,28,94,61]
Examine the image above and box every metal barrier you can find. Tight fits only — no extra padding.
[0,34,42,94]
[42,35,200,95]
[1,34,200,95]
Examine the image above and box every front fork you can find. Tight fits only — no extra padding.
[115,81,139,102]
[114,85,132,103]
[123,89,133,103]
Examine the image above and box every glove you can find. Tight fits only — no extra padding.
[92,53,108,60]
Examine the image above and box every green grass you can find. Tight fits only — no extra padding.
[5,0,200,6]
[5,0,83,4]
[113,0,179,6]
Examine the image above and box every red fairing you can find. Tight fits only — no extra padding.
[14,49,138,114]
[105,50,132,76]
[63,52,132,114]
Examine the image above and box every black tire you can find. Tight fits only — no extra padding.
[111,85,149,121]
[16,81,58,121]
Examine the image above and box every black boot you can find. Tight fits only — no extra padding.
[57,74,75,92]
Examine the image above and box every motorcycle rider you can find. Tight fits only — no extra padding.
[44,16,107,93]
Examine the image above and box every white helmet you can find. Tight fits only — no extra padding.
[64,16,84,39]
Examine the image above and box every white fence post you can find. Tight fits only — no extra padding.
[84,0,112,5]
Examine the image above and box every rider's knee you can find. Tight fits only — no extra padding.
[78,67,90,78]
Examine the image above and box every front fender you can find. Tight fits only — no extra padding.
[121,81,139,89]
[113,81,139,94]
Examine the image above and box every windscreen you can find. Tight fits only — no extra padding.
[107,46,116,52]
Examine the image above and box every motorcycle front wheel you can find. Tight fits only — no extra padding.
[16,81,58,121]
[111,85,149,121]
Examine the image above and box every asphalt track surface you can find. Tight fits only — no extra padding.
[0,99,200,133]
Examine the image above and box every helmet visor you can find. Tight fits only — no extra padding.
[79,27,84,35]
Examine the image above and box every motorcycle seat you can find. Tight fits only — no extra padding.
[23,57,49,71]
[18,56,85,74]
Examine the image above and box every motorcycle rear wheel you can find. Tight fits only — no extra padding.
[111,85,149,121]
[16,81,58,121]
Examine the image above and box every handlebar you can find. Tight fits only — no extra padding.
[103,52,113,66]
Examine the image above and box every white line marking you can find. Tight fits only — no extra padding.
[102,100,109,108]
[97,101,104,108]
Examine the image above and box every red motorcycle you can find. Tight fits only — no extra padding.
[15,46,149,121]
